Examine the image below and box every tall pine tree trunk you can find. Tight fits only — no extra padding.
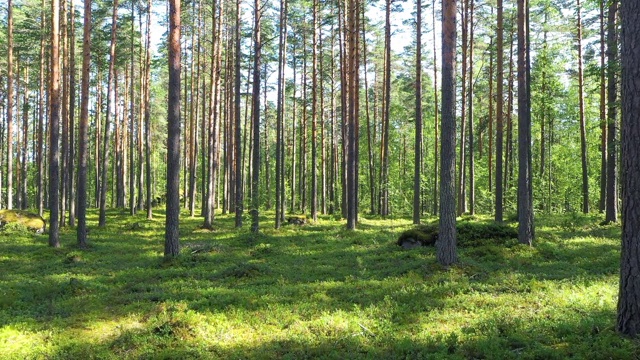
[439,0,458,266]
[165,0,182,258]
[617,0,640,337]
[49,0,61,247]
[605,0,618,223]
[77,0,92,248]
[413,0,423,224]
[251,0,262,232]
[577,0,589,213]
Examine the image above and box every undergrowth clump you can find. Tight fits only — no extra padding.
[397,221,518,248]
[0,210,637,359]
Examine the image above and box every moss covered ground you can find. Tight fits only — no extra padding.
[0,209,638,359]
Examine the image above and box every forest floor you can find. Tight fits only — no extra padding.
[0,209,638,359]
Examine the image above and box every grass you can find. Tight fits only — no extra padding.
[0,209,638,359]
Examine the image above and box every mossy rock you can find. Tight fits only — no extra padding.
[0,209,46,233]
[397,222,517,249]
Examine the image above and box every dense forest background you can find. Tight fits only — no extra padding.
[0,0,619,230]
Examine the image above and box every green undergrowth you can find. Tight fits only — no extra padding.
[0,210,637,359]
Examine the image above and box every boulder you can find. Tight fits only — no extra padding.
[287,216,307,225]
[0,209,47,233]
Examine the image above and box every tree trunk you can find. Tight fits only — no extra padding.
[605,1,618,224]
[165,0,182,258]
[234,0,243,228]
[345,0,359,230]
[599,0,607,213]
[99,0,119,227]
[468,0,475,215]
[577,0,589,214]
[250,0,262,232]
[144,0,153,219]
[38,0,46,216]
[7,0,14,210]
[310,0,319,223]
[413,0,423,225]
[275,0,287,228]
[77,0,92,248]
[379,0,391,217]
[432,0,439,216]
[495,0,504,222]
[68,0,77,226]
[517,0,533,245]
[49,0,61,247]
[438,0,458,266]
[458,0,468,216]
[129,4,137,216]
[617,0,640,337]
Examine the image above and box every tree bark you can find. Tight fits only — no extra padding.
[517,0,533,245]
[311,0,319,223]
[234,0,243,228]
[577,0,589,214]
[7,0,14,210]
[165,0,182,258]
[599,0,607,213]
[495,0,504,222]
[37,0,46,216]
[250,0,262,232]
[605,0,618,224]
[49,0,61,247]
[413,0,423,224]
[438,0,458,266]
[77,0,92,248]
[618,0,640,337]
[99,0,119,227]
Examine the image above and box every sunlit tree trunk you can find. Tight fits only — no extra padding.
[432,0,439,216]
[37,0,46,216]
[517,0,534,245]
[99,0,119,227]
[7,0,14,210]
[234,0,243,228]
[413,0,423,224]
[577,0,589,214]
[250,0,262,232]
[495,0,504,222]
[49,0,61,247]
[77,0,92,248]
[345,0,360,230]
[605,0,618,224]
[599,0,607,213]
[165,0,182,258]
[439,0,458,265]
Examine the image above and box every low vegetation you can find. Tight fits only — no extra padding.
[1,210,638,359]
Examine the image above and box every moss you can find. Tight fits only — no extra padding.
[0,209,46,233]
[397,221,517,248]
